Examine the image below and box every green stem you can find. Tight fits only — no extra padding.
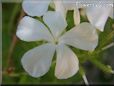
[79,66,89,85]
[8,4,21,34]
[89,58,114,74]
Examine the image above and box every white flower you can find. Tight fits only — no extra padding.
[23,0,113,32]
[22,0,80,25]
[16,11,98,79]
[85,7,113,31]
[53,0,114,32]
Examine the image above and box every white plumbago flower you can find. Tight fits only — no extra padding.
[23,0,113,31]
[54,0,114,32]
[72,0,114,31]
[16,11,98,79]
[73,0,113,32]
[58,1,114,32]
[86,7,113,31]
[22,0,80,25]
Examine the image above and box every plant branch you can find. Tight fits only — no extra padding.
[6,6,25,73]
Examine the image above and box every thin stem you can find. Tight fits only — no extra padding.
[89,58,114,74]
[112,24,114,29]
[6,6,25,73]
[100,31,114,49]
[82,73,89,86]
[101,42,114,51]
[79,66,89,85]
[2,71,27,77]
[8,4,20,34]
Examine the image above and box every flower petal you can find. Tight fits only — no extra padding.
[62,0,76,10]
[22,0,51,16]
[54,1,80,25]
[43,11,67,38]
[54,0,66,18]
[74,8,80,25]
[16,16,53,42]
[86,7,112,31]
[62,1,80,25]
[55,44,79,79]
[59,22,98,51]
[21,43,55,78]
[109,8,114,19]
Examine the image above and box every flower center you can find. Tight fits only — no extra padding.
[54,39,59,45]
[54,38,59,45]
[52,37,59,45]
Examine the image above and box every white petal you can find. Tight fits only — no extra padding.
[16,16,53,42]
[54,1,80,25]
[74,8,80,25]
[22,0,51,16]
[55,44,79,79]
[54,0,66,18]
[43,11,67,38]
[21,43,55,78]
[62,1,80,25]
[62,0,76,10]
[109,8,114,19]
[54,0,78,18]
[86,7,112,31]
[59,22,98,51]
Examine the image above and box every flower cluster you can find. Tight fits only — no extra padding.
[16,0,113,79]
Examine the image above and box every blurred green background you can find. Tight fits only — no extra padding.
[2,3,114,85]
